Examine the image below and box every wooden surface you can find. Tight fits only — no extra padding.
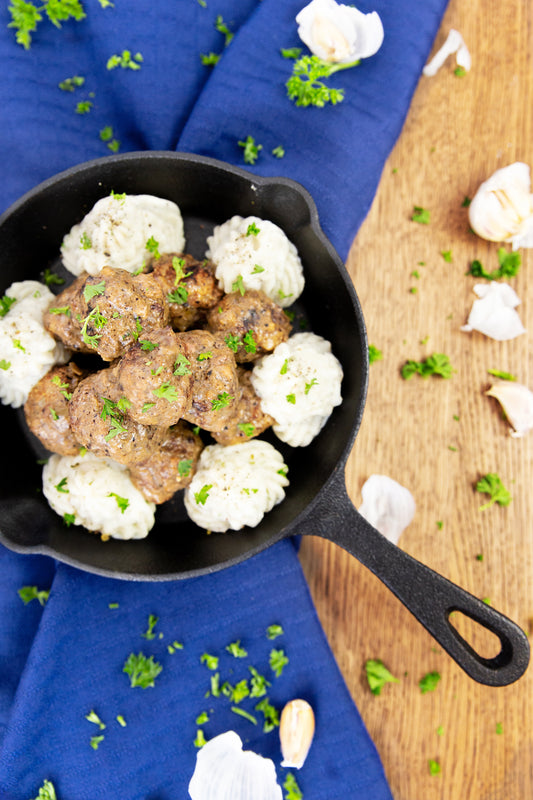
[298,1,533,798]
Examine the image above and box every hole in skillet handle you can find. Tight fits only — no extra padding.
[291,467,530,687]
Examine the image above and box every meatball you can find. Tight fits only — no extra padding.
[43,273,94,355]
[129,422,203,504]
[116,326,194,426]
[152,253,223,331]
[68,365,165,466]
[206,289,291,362]
[24,362,88,455]
[44,266,169,361]
[180,330,241,433]
[212,367,275,446]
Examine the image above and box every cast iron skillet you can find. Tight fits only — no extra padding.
[0,152,529,687]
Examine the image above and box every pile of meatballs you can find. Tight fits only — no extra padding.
[24,254,292,505]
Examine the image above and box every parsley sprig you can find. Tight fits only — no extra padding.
[123,651,162,688]
[365,658,399,695]
[286,54,359,108]
[9,0,86,49]
[401,353,454,380]
[468,248,521,280]
[475,473,512,510]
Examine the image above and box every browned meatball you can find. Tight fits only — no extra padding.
[24,362,88,455]
[212,368,275,446]
[44,267,169,361]
[129,422,203,504]
[68,365,165,466]
[116,327,194,426]
[180,330,241,433]
[206,289,291,362]
[152,253,223,331]
[43,273,94,355]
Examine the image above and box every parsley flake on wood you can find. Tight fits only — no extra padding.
[487,368,517,381]
[428,758,441,775]
[365,658,399,695]
[475,473,512,510]
[238,135,262,165]
[18,585,49,606]
[419,671,441,694]
[123,652,162,688]
[468,249,521,280]
[411,206,430,224]
[368,344,383,364]
[401,353,454,380]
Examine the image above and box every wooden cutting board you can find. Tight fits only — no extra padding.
[299,1,533,797]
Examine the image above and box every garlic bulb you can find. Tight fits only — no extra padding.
[358,474,415,545]
[486,380,533,438]
[188,731,282,800]
[280,699,315,769]
[468,162,533,249]
[423,29,471,77]
[295,0,384,64]
[461,283,526,341]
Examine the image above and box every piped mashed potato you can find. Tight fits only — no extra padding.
[206,215,305,308]
[251,332,343,446]
[43,451,156,540]
[61,193,185,276]
[184,440,289,532]
[0,280,70,408]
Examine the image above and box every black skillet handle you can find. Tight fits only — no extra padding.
[296,467,530,686]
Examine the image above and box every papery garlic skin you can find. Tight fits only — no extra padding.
[280,699,315,769]
[188,731,282,800]
[296,0,384,63]
[486,381,533,438]
[461,283,526,341]
[423,28,471,77]
[468,162,533,249]
[358,474,415,545]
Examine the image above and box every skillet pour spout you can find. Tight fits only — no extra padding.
[0,151,529,687]
[292,467,530,687]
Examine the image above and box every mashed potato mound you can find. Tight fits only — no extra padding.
[184,440,289,532]
[61,193,185,276]
[43,451,156,540]
[251,332,343,447]
[206,215,304,308]
[0,280,70,408]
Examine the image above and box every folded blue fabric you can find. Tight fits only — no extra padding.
[0,1,448,797]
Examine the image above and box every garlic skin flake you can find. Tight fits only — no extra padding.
[461,283,526,341]
[423,28,471,77]
[358,474,415,545]
[486,381,533,438]
[280,699,315,770]
[468,162,533,249]
[188,731,282,800]
[296,0,384,64]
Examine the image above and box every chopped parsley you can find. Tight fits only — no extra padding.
[280,358,289,375]
[140,339,159,351]
[195,484,212,505]
[269,647,288,677]
[266,623,284,640]
[495,722,503,735]
[75,99,93,115]
[42,268,65,287]
[196,711,209,725]
[368,344,383,364]
[246,222,260,236]
[238,422,255,437]
[100,396,128,441]
[200,51,220,66]
[286,54,355,107]
[29,778,57,799]
[200,652,219,670]
[173,354,191,375]
[85,709,106,730]
[441,249,453,262]
[52,375,72,400]
[141,614,159,640]
[178,459,193,477]
[167,286,188,304]
[8,0,86,49]
[145,236,160,259]
[54,477,69,493]
[80,305,107,349]
[211,392,233,410]
[468,249,521,280]
[0,360,11,370]
[238,135,262,165]
[475,473,512,510]
[286,393,296,404]
[419,671,441,694]
[48,305,71,316]
[107,50,143,70]
[226,639,248,658]
[107,492,129,513]
[152,382,180,402]
[365,658,399,695]
[197,351,212,361]
[194,729,207,748]
[224,333,240,353]
[58,74,85,92]
[12,338,25,352]
[83,280,105,300]
[90,734,105,750]
[231,706,257,725]
[141,402,155,413]
[411,206,431,224]
[304,378,318,394]
[18,585,49,606]
[116,714,127,727]
[123,652,162,688]
[487,368,517,381]
[214,14,233,46]
[401,353,454,380]
[428,759,441,776]
[283,772,303,799]
[251,263,264,273]
[63,513,76,527]
[243,330,256,353]
[232,274,246,295]
[272,145,285,158]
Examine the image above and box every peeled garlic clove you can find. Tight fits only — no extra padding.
[468,162,533,247]
[486,380,533,438]
[358,474,415,545]
[461,282,526,341]
[423,28,471,77]
[280,699,315,769]
[188,731,282,800]
[295,0,384,64]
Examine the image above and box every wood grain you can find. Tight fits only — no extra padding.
[298,1,533,798]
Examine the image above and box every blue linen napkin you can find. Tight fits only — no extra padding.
[0,1,448,797]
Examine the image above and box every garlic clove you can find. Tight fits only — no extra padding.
[188,731,283,800]
[461,282,526,341]
[280,699,315,770]
[295,0,384,64]
[358,474,415,545]
[468,162,533,247]
[486,380,533,438]
[423,29,471,77]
